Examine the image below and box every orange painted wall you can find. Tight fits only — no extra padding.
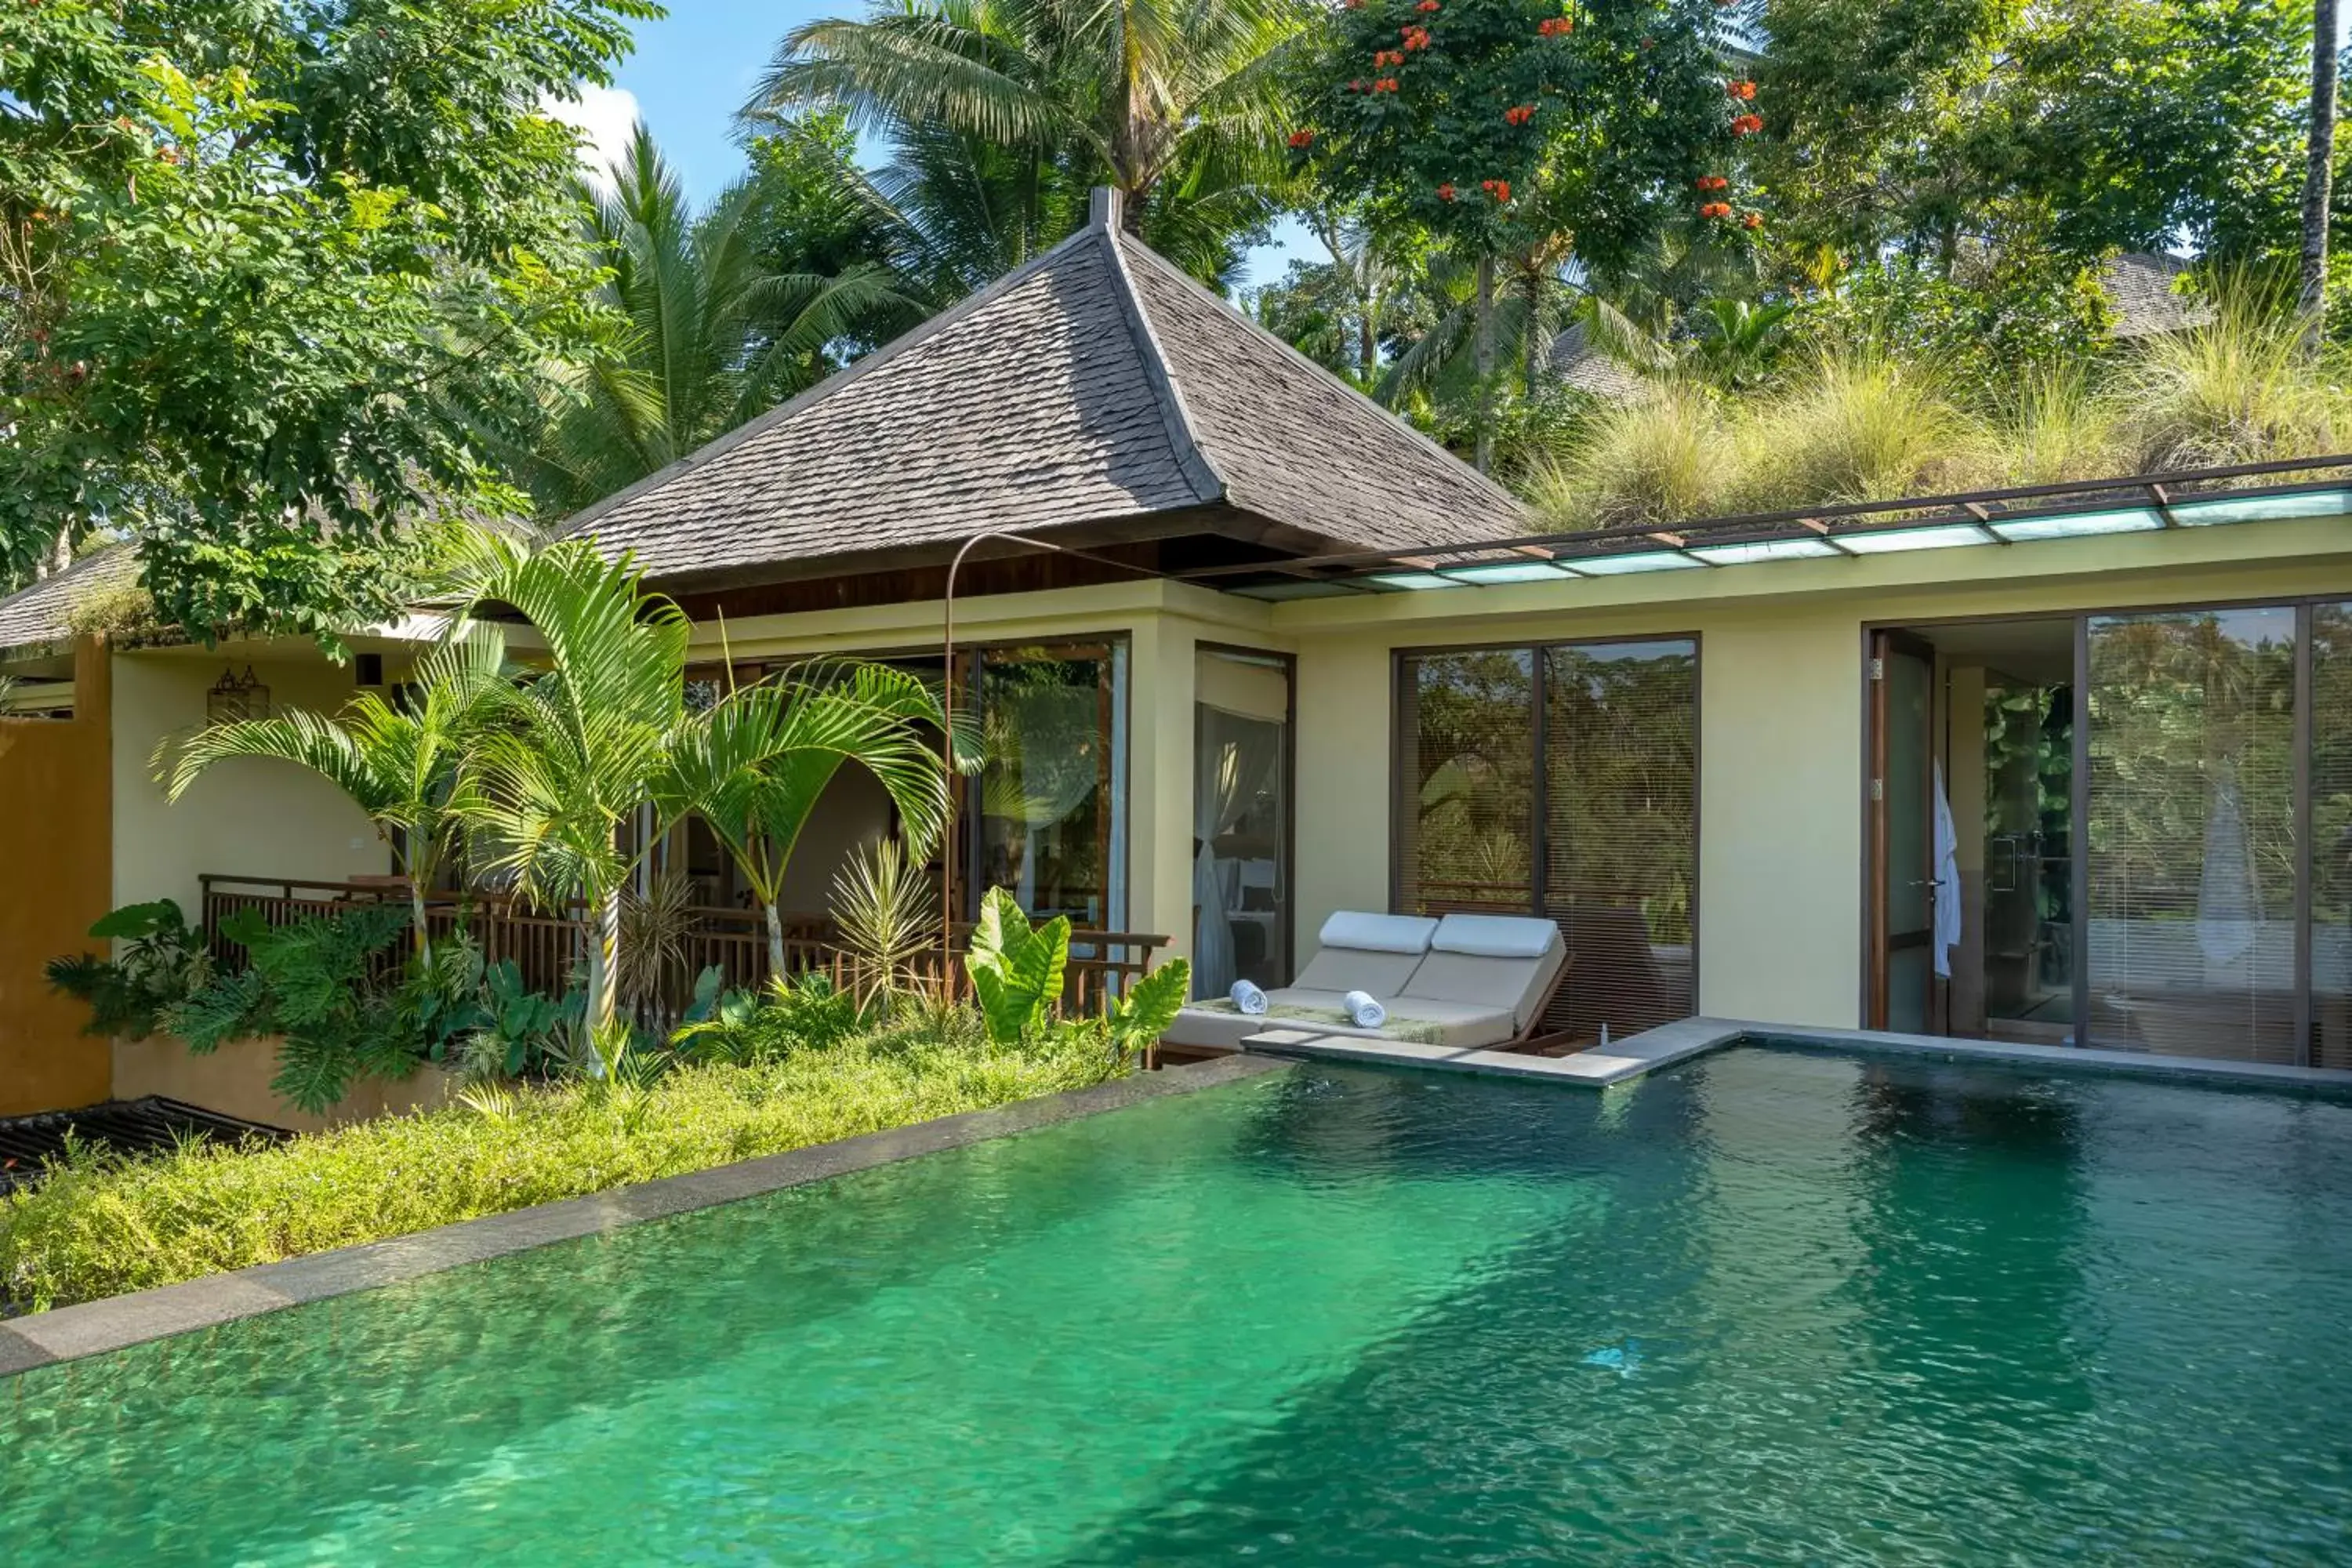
[0,640,114,1115]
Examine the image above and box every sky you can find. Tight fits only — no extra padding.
[547,0,1309,288]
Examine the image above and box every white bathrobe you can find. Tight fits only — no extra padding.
[1933,762,1962,979]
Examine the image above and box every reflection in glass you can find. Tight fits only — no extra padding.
[1192,649,1290,999]
[972,644,1126,928]
[1398,641,1697,1042]
[2314,605,2352,1068]
[1397,650,1536,913]
[2085,609,2299,1062]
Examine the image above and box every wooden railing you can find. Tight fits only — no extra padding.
[197,876,1169,1021]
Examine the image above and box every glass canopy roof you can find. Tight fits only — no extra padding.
[1201,462,2352,601]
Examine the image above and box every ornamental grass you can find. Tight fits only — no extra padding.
[0,1026,1124,1315]
[1525,283,2352,531]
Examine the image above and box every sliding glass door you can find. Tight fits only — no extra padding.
[2084,609,2301,1062]
[1396,637,1698,1042]
[1192,648,1292,1000]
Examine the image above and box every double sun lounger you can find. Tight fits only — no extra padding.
[1165,911,1570,1054]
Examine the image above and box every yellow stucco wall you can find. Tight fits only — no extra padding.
[0,639,115,1114]
[112,649,392,916]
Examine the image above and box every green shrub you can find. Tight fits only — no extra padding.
[0,1026,1127,1312]
[44,898,210,1039]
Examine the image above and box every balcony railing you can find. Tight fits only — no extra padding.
[197,875,1170,1022]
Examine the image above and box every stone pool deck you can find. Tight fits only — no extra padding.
[1241,1018,2352,1095]
[0,1054,1290,1377]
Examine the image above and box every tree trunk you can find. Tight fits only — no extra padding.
[1521,266,1543,397]
[1474,254,1497,474]
[764,900,786,984]
[2303,0,2339,347]
[1359,307,1377,385]
[411,883,432,971]
[586,887,622,1034]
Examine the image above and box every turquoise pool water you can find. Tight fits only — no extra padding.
[6,1045,2352,1563]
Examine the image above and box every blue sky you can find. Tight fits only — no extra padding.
[564,0,1307,287]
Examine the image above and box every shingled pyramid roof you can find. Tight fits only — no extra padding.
[566,195,1527,590]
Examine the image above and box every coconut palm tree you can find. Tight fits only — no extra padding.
[157,627,510,966]
[518,126,924,514]
[662,661,954,980]
[742,0,1306,270]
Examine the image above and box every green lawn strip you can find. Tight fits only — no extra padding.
[0,1036,1122,1314]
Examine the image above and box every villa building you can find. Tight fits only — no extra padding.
[6,190,2352,1118]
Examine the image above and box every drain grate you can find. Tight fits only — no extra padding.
[0,1098,287,1192]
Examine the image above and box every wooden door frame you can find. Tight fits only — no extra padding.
[1867,630,1940,1030]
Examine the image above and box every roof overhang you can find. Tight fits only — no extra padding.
[1176,456,2352,601]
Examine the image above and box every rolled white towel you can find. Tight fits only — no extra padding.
[1342,990,1386,1029]
[1229,978,1268,1016]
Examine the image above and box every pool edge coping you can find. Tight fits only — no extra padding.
[1239,1018,2352,1095]
[0,1053,1293,1378]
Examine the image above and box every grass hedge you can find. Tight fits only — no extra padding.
[1,1032,1123,1314]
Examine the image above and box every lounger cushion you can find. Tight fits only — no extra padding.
[1161,996,1519,1052]
[1292,946,1423,996]
[1432,913,1559,959]
[1402,930,1567,1030]
[1316,911,1439,955]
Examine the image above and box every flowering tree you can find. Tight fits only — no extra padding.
[1296,0,1756,469]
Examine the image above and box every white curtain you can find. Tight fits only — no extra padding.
[1192,706,1283,999]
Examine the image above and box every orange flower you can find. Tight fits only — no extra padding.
[1504,104,1534,125]
[1730,112,1763,135]
[1481,178,1512,202]
[1726,79,1756,100]
[1288,129,1315,148]
[1374,76,1400,92]
[1416,0,1441,10]
[1537,15,1573,34]
[1399,24,1431,47]
[1438,183,1456,201]
[1696,174,1727,191]
[1743,211,1764,229]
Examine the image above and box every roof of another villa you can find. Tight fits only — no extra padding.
[0,546,136,656]
[564,194,1529,589]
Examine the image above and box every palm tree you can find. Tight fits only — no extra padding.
[662,661,953,979]
[157,628,510,966]
[2301,0,2339,344]
[518,127,924,514]
[742,0,1305,268]
[446,532,693,1033]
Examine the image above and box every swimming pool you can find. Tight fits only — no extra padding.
[5,1044,2350,1563]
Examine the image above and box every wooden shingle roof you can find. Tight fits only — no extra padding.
[566,199,1527,588]
[0,547,136,656]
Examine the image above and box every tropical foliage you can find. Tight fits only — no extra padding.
[42,898,209,1040]
[741,0,1312,285]
[0,1019,1131,1312]
[158,626,512,962]
[0,0,653,637]
[515,125,923,513]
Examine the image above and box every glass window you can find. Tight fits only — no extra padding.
[2314,604,2352,1069]
[1543,643,1698,1037]
[1398,640,1698,1043]
[970,642,1126,930]
[1397,649,1536,914]
[2085,609,2300,1063]
[1192,649,1291,999]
